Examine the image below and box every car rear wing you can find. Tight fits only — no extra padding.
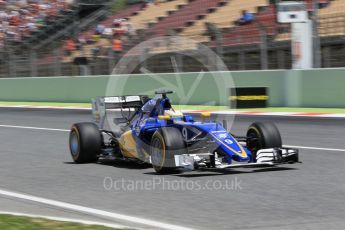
[102,96,148,109]
[91,96,148,129]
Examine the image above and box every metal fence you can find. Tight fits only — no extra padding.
[2,12,345,77]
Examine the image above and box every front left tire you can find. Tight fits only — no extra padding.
[150,127,186,174]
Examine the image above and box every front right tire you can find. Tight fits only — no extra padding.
[246,122,282,162]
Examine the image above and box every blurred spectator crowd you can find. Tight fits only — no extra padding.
[0,0,74,48]
[64,17,135,58]
[63,0,167,58]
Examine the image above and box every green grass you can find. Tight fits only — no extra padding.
[0,214,126,230]
[1,101,345,114]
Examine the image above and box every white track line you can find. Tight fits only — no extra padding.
[0,211,129,229]
[0,105,91,110]
[1,124,345,152]
[0,189,194,230]
[284,145,345,152]
[0,124,69,132]
[2,104,345,118]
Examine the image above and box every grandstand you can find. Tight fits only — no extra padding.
[2,0,345,77]
[146,0,226,37]
[128,0,188,30]
[0,0,75,45]
[180,0,269,43]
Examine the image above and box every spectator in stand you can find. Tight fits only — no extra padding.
[125,20,135,37]
[0,32,4,48]
[95,24,105,35]
[103,27,113,37]
[0,0,74,44]
[9,12,20,27]
[77,35,86,51]
[92,33,101,43]
[236,10,254,26]
[112,36,122,63]
[113,19,123,29]
[112,18,127,38]
[112,37,122,53]
[64,38,76,56]
[27,18,38,32]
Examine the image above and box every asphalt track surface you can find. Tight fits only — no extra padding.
[0,107,345,229]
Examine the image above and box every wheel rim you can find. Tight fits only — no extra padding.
[151,137,164,169]
[247,129,262,153]
[70,131,80,157]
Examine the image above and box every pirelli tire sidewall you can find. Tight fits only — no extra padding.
[150,127,186,174]
[69,122,101,163]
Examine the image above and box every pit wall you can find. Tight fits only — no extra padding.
[0,68,344,107]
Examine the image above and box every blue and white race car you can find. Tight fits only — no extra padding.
[69,90,299,174]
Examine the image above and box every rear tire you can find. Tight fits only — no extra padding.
[150,127,186,174]
[69,122,101,163]
[246,122,282,162]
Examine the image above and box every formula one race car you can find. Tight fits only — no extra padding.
[69,90,299,174]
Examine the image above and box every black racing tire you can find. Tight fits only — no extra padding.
[150,127,186,174]
[69,122,101,163]
[246,122,282,162]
